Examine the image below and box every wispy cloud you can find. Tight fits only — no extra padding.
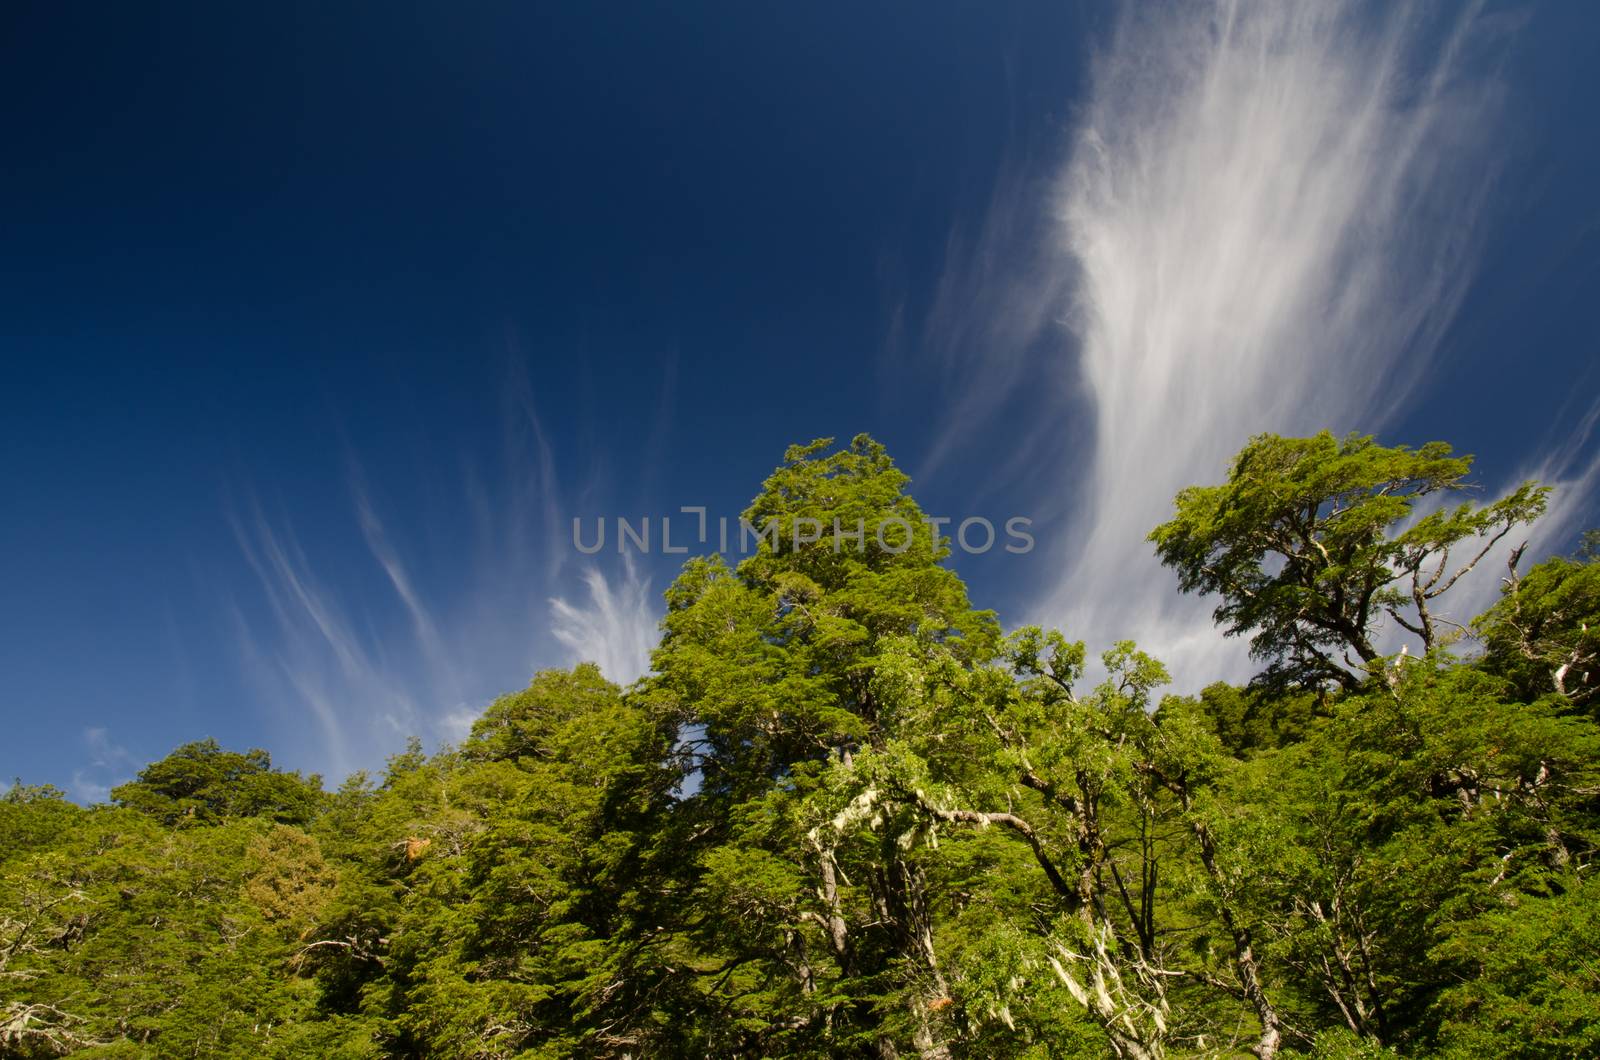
[916,151,1073,481]
[915,0,1531,684]
[224,355,666,780]
[228,494,408,777]
[550,555,657,686]
[68,727,134,804]
[1043,0,1512,682]
[1441,400,1600,635]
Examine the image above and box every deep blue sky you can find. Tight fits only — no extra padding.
[4,2,1598,798]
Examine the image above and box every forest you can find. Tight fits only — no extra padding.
[3,431,1597,1059]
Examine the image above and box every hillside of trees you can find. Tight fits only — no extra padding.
[4,433,1597,1059]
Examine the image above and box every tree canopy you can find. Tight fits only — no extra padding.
[1149,431,1546,690]
[3,432,1595,1059]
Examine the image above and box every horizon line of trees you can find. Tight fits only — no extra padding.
[4,430,1597,1059]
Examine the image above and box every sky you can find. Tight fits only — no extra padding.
[3,1,1598,801]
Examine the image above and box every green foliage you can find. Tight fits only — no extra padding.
[0,807,336,1057]
[1191,682,1323,754]
[1212,660,1600,1053]
[110,738,327,825]
[1429,874,1600,1058]
[5,432,1596,1058]
[630,436,1008,1055]
[1473,536,1600,714]
[1150,431,1546,690]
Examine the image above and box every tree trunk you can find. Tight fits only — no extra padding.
[1192,820,1282,1059]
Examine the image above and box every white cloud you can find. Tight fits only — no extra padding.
[549,555,658,686]
[229,473,663,778]
[222,353,667,780]
[229,498,406,777]
[1027,0,1512,685]
[436,704,481,746]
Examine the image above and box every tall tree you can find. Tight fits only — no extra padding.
[644,435,999,1057]
[1149,431,1546,690]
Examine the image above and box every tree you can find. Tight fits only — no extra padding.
[1149,431,1547,690]
[1429,874,1600,1058]
[1209,660,1600,1055]
[0,804,343,1058]
[296,666,677,1059]
[5,429,1595,1058]
[1473,534,1600,714]
[642,435,1001,1057]
[112,738,327,826]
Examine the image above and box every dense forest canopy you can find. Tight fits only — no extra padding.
[3,432,1597,1059]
